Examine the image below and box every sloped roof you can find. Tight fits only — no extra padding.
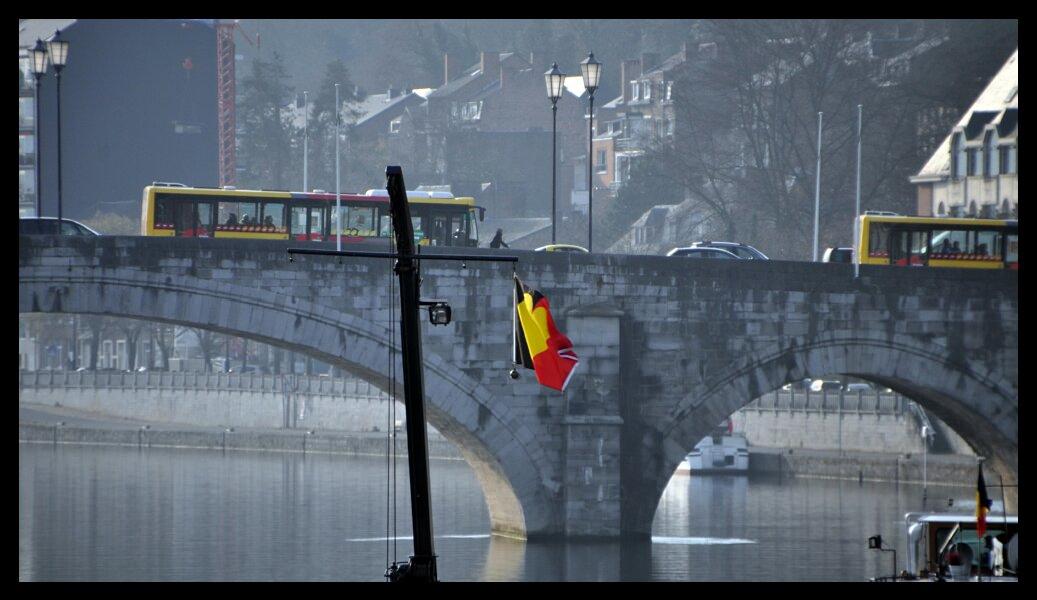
[354,91,422,127]
[914,49,1018,180]
[18,19,77,50]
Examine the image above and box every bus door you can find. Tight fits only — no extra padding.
[291,205,324,241]
[427,213,451,246]
[1005,232,1019,269]
[890,229,929,266]
[174,199,214,237]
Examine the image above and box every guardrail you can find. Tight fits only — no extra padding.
[19,370,386,400]
[743,389,907,415]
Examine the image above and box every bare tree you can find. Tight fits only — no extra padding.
[655,20,932,259]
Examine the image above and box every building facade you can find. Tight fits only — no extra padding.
[911,49,1018,219]
[18,19,218,220]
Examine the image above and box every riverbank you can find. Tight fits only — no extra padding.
[20,403,977,485]
[18,403,463,460]
[747,446,978,486]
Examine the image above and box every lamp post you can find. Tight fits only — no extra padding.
[335,83,341,251]
[29,39,49,218]
[580,52,601,253]
[544,63,565,245]
[47,32,69,226]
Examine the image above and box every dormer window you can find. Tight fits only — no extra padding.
[631,81,640,101]
[642,80,652,101]
[950,132,965,179]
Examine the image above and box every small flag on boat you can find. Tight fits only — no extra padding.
[976,463,993,538]
[513,275,578,392]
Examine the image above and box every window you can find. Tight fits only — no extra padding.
[951,133,965,179]
[19,97,34,128]
[999,145,1016,174]
[19,133,35,166]
[936,202,945,216]
[595,149,607,173]
[389,117,402,134]
[868,223,890,258]
[986,132,1000,176]
[630,81,640,100]
[343,205,377,237]
[968,148,982,176]
[460,101,482,121]
[642,80,652,100]
[665,81,673,101]
[259,201,286,231]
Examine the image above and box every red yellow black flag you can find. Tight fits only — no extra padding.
[977,463,993,538]
[513,275,578,392]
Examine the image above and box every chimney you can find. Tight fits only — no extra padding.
[641,52,660,74]
[387,86,398,100]
[480,51,500,79]
[621,59,642,103]
[444,53,461,86]
[681,41,690,62]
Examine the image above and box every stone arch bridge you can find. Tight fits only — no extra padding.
[19,236,1018,539]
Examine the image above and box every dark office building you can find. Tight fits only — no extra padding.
[18,19,218,221]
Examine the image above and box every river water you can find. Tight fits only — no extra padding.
[19,442,974,582]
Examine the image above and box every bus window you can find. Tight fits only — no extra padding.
[891,229,928,266]
[1006,234,1018,268]
[378,210,392,237]
[154,196,174,230]
[976,230,1002,260]
[238,200,260,226]
[345,205,377,237]
[868,222,889,259]
[290,206,308,239]
[260,201,286,232]
[174,199,212,237]
[218,201,240,227]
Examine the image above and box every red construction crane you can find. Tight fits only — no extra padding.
[215,20,259,187]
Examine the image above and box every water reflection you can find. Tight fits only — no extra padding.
[19,443,973,581]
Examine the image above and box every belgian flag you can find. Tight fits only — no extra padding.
[977,463,993,538]
[514,276,579,392]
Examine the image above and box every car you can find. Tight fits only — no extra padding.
[20,217,100,236]
[690,241,769,260]
[810,379,843,392]
[843,382,872,392]
[823,247,853,263]
[782,378,812,391]
[666,246,741,259]
[535,244,588,253]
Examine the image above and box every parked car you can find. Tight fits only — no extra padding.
[810,379,843,392]
[535,244,588,253]
[666,247,741,259]
[843,382,872,392]
[782,378,812,391]
[690,241,769,260]
[20,217,100,236]
[823,247,853,263]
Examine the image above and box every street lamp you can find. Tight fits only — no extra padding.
[47,31,69,226]
[580,52,601,252]
[544,62,565,245]
[29,39,49,218]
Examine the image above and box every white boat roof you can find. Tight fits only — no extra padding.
[908,513,1017,525]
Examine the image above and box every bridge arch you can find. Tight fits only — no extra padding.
[627,330,1018,537]
[19,265,555,539]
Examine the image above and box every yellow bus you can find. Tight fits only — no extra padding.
[857,214,1018,270]
[140,183,484,247]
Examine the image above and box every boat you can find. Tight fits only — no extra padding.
[870,511,1019,581]
[677,421,749,474]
